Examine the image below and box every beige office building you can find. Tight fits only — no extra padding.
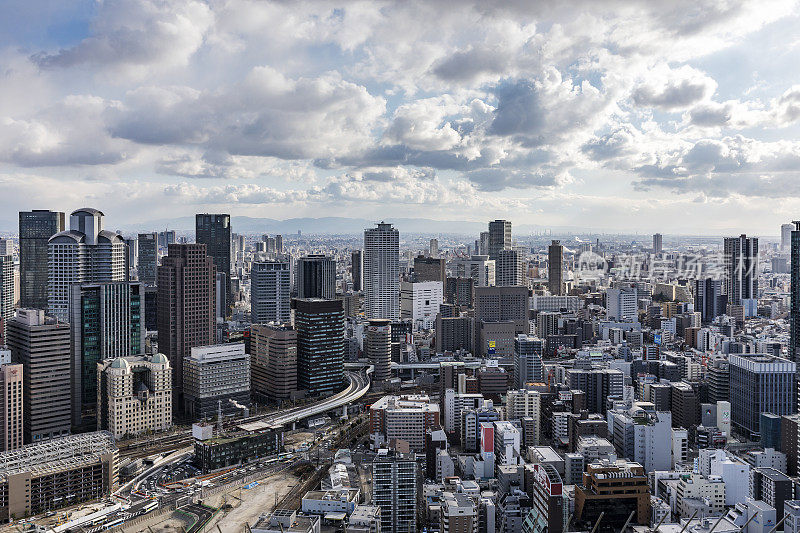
[0,364,22,451]
[97,354,172,439]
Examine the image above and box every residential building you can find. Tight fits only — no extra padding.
[47,208,126,322]
[370,394,440,451]
[352,250,362,292]
[0,364,23,451]
[497,248,526,287]
[372,450,418,533]
[366,319,391,385]
[513,335,544,388]
[440,492,477,533]
[364,223,400,320]
[724,234,758,306]
[574,461,650,527]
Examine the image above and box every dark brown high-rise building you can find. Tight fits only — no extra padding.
[157,244,216,406]
[548,240,564,295]
[196,214,231,314]
[251,323,297,402]
[351,250,362,292]
[414,255,446,283]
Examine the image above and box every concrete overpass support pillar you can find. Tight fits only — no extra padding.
[292,421,296,431]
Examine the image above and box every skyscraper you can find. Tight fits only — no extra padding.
[250,323,297,402]
[453,255,495,287]
[729,354,795,437]
[548,240,564,295]
[373,451,419,533]
[514,334,544,388]
[694,278,725,324]
[364,222,400,320]
[497,248,526,287]
[251,261,291,324]
[352,250,362,292]
[723,234,758,306]
[7,309,71,443]
[19,210,64,311]
[0,256,13,341]
[294,298,344,396]
[791,222,800,362]
[69,281,144,430]
[0,363,23,452]
[275,234,283,254]
[296,255,336,300]
[366,318,391,386]
[653,233,663,254]
[47,208,126,322]
[782,223,794,251]
[157,244,216,405]
[413,255,446,283]
[137,232,158,286]
[195,214,231,314]
[488,220,512,261]
[429,238,439,257]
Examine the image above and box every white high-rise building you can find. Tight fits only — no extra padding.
[251,261,291,324]
[364,222,400,320]
[47,208,126,322]
[0,255,13,336]
[496,248,526,287]
[400,281,443,329]
[606,285,638,322]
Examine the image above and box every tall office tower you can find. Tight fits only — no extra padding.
[606,285,638,321]
[565,367,624,414]
[488,220,512,261]
[157,244,216,404]
[296,255,336,299]
[158,230,176,248]
[730,354,796,438]
[294,298,345,396]
[183,343,250,419]
[366,319,391,386]
[783,223,794,250]
[514,334,544,388]
[364,222,400,320]
[479,232,490,256]
[19,210,65,310]
[251,261,291,324]
[791,222,800,362]
[413,255,446,283]
[653,233,663,254]
[474,286,529,330]
[0,364,23,451]
[430,238,439,257]
[548,240,564,295]
[0,240,12,257]
[137,232,158,286]
[7,309,70,443]
[97,354,172,439]
[497,248,525,287]
[351,250,362,292]
[0,256,13,340]
[694,278,724,324]
[69,282,144,430]
[124,237,137,279]
[453,255,496,286]
[47,208,126,322]
[275,234,283,253]
[373,451,419,533]
[251,323,297,402]
[195,213,232,313]
[723,234,759,306]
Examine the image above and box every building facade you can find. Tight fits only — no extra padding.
[196,213,232,313]
[364,223,400,320]
[250,324,297,402]
[294,298,345,396]
[137,232,158,286]
[296,255,336,300]
[97,354,172,439]
[251,261,292,324]
[19,210,64,310]
[183,343,250,419]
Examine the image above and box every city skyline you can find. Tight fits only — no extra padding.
[1,2,800,233]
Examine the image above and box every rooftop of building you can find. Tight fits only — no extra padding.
[303,489,359,502]
[0,432,116,481]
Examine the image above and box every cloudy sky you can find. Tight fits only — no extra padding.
[2,0,800,234]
